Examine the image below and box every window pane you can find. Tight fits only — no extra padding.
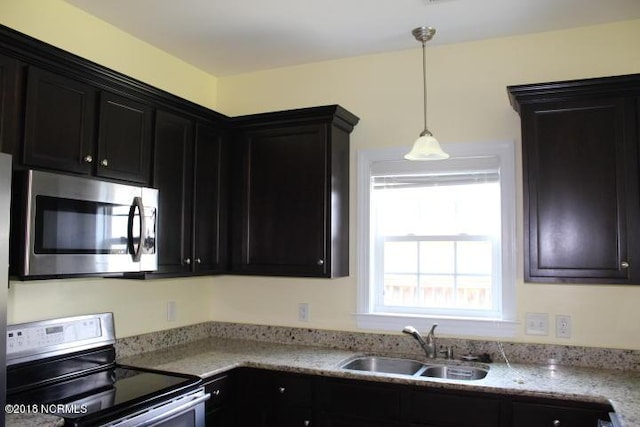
[373,182,500,237]
[373,171,501,314]
[456,275,492,309]
[457,241,492,275]
[383,274,417,306]
[384,241,417,273]
[419,241,454,274]
[417,275,455,308]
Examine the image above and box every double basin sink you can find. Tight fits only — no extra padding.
[340,356,488,381]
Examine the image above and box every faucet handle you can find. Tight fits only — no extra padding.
[428,323,438,335]
[439,346,454,360]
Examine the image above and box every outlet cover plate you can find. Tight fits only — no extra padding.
[556,314,571,339]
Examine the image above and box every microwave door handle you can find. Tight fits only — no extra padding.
[127,196,146,262]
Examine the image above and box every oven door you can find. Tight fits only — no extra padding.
[103,389,209,427]
[21,170,158,277]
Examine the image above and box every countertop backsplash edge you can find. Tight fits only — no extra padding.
[115,321,640,371]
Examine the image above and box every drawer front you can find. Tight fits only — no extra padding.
[512,402,609,427]
[408,390,500,427]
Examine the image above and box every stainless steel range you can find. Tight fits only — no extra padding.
[6,313,209,426]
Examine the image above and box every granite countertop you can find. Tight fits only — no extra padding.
[117,337,640,427]
[7,336,640,426]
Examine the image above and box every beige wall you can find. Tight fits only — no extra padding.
[7,277,214,337]
[215,19,640,350]
[0,0,218,109]
[2,0,640,350]
[0,0,218,337]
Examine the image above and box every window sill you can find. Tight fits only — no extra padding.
[355,313,518,338]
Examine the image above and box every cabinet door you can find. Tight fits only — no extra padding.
[193,123,228,273]
[320,378,401,421]
[512,401,610,427]
[321,414,399,427]
[235,369,315,427]
[235,124,328,276]
[23,67,95,174]
[0,53,21,156]
[406,389,501,427]
[522,97,639,282]
[204,374,234,427]
[153,110,194,275]
[96,92,152,184]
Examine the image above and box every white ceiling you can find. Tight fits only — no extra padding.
[63,0,640,77]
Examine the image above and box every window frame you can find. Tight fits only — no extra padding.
[356,141,517,337]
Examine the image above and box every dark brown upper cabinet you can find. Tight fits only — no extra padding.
[231,105,359,278]
[0,53,21,157]
[153,110,194,276]
[151,110,228,277]
[96,92,152,184]
[508,74,640,283]
[22,66,153,184]
[23,66,96,175]
[192,122,228,274]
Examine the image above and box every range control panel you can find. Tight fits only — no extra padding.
[6,313,114,364]
[7,318,102,354]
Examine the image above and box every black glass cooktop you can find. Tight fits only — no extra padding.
[8,365,201,423]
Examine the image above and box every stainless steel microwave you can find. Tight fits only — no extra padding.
[13,170,158,278]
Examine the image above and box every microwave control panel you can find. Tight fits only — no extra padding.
[6,313,114,362]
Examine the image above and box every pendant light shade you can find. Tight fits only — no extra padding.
[404,27,449,161]
[404,131,449,160]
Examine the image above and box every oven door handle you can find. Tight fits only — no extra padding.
[108,391,210,427]
[127,196,146,262]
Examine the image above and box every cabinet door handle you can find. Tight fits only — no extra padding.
[196,258,201,264]
[101,159,109,167]
[552,420,561,427]
[278,387,285,394]
[212,389,220,396]
[621,261,630,269]
[303,421,310,427]
[184,257,191,265]
[84,155,93,163]
[317,259,324,266]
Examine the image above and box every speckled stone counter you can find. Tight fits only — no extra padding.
[116,337,640,427]
[6,412,63,427]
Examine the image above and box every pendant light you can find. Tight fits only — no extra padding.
[404,26,449,160]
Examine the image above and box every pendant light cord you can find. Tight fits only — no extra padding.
[421,39,428,135]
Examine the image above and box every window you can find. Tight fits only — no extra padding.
[356,142,517,337]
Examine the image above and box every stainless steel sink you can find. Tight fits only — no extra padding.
[339,356,488,381]
[420,365,488,380]
[340,356,425,376]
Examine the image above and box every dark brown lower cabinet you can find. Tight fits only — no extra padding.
[320,377,402,424]
[406,388,501,427]
[511,401,611,427]
[204,374,233,427]
[321,414,400,427]
[234,368,315,427]
[211,368,614,427]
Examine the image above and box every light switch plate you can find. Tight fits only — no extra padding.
[525,312,549,335]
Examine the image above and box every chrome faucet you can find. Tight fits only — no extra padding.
[402,324,438,359]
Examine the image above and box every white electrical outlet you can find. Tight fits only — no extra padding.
[167,301,177,322]
[298,303,310,322]
[556,315,571,339]
[525,312,549,335]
